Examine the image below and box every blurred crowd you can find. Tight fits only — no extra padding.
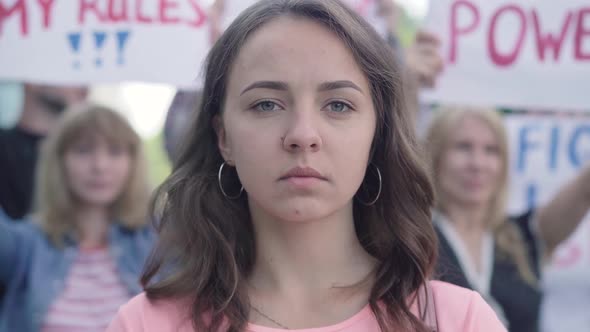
[0,1,588,332]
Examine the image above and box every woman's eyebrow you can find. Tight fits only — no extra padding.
[241,81,288,95]
[318,80,363,95]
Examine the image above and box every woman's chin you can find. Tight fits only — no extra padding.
[250,194,351,224]
[270,202,337,224]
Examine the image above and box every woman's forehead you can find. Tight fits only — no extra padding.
[67,129,129,147]
[228,16,368,91]
[448,115,499,145]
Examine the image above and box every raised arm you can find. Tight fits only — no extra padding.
[536,164,590,256]
[401,30,443,128]
[405,31,444,89]
[208,0,226,45]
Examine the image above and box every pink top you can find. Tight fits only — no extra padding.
[106,281,506,332]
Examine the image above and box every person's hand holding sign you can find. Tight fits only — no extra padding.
[406,30,444,88]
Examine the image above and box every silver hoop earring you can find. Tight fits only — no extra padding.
[356,164,382,206]
[218,161,244,199]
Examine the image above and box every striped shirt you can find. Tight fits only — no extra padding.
[41,247,130,332]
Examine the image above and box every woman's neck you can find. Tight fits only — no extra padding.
[75,205,111,249]
[443,203,489,235]
[248,202,376,305]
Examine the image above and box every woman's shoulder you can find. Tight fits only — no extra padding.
[112,222,157,245]
[0,212,48,240]
[107,292,194,332]
[428,281,507,332]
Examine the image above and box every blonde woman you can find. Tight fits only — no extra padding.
[0,105,153,332]
[425,107,590,332]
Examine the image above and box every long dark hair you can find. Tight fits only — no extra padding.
[142,1,437,331]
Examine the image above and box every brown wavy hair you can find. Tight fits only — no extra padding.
[35,103,150,246]
[142,1,437,331]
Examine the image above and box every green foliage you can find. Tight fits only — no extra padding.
[397,9,420,47]
[144,132,171,189]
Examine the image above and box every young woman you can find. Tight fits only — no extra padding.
[108,1,505,331]
[425,107,590,332]
[0,105,153,332]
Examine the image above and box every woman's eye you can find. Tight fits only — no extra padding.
[486,145,500,155]
[109,144,126,156]
[454,142,471,151]
[254,101,281,112]
[327,101,351,113]
[72,143,92,154]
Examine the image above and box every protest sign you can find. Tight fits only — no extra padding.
[421,0,590,111]
[0,0,211,86]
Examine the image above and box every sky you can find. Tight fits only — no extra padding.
[397,0,429,19]
[90,83,176,139]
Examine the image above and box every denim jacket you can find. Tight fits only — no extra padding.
[0,209,155,332]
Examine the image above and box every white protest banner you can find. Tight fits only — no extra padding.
[340,0,389,38]
[0,0,396,86]
[505,113,590,331]
[541,212,590,332]
[505,113,590,213]
[0,0,214,86]
[421,0,590,111]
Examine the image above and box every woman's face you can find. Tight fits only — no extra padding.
[64,134,132,208]
[438,114,503,209]
[217,16,376,223]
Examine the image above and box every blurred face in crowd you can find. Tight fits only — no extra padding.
[216,16,376,223]
[27,84,88,114]
[22,84,88,135]
[63,134,132,209]
[438,114,502,208]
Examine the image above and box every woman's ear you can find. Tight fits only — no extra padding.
[213,115,232,161]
